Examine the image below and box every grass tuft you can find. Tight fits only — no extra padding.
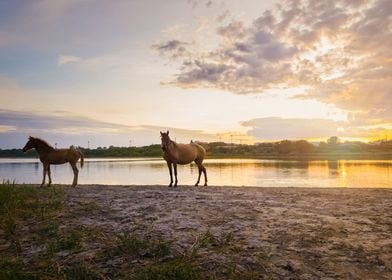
[187,228,234,257]
[0,181,64,256]
[116,228,172,259]
[132,258,202,280]
[47,229,83,254]
[63,263,104,280]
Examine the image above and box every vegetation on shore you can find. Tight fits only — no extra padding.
[1,137,391,159]
[0,182,259,279]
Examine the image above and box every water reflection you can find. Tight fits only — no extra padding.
[327,160,339,176]
[0,158,391,187]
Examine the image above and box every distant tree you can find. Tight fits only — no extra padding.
[274,140,292,154]
[327,136,340,145]
[293,140,314,153]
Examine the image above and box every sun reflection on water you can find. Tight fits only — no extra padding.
[0,158,391,187]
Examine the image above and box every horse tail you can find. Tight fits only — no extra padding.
[78,149,85,168]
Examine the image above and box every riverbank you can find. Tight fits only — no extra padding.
[1,184,391,279]
[2,152,392,160]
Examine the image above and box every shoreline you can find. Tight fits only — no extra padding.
[17,183,392,189]
[2,154,392,160]
[1,184,391,279]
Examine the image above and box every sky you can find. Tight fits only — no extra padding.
[0,0,391,148]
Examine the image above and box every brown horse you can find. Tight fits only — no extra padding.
[160,131,207,187]
[22,136,84,187]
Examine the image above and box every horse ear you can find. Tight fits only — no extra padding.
[29,136,33,140]
[160,131,163,136]
[167,130,169,135]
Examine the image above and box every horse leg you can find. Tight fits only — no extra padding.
[70,162,79,187]
[202,165,208,186]
[195,164,202,186]
[173,163,178,187]
[47,165,52,186]
[40,164,47,187]
[167,162,173,187]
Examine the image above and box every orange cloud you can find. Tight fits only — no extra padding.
[154,0,391,134]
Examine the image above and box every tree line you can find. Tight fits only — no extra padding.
[207,137,392,158]
[1,137,391,159]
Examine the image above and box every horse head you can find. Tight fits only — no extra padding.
[22,136,35,152]
[160,131,171,151]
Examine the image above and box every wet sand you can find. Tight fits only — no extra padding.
[59,185,392,279]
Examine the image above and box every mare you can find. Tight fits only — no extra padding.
[22,136,84,187]
[160,131,207,187]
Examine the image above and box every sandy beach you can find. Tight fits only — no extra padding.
[67,186,392,279]
[2,184,392,279]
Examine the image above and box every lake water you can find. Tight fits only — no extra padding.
[0,158,391,188]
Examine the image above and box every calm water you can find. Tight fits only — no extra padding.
[0,158,391,188]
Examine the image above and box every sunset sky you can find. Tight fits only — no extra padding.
[0,0,391,148]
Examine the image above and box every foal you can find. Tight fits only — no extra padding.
[22,136,84,187]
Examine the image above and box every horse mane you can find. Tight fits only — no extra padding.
[167,137,179,149]
[32,137,54,150]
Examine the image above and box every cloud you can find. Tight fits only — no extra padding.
[242,117,391,141]
[174,60,232,87]
[188,0,216,10]
[0,110,222,148]
[0,109,124,133]
[0,125,16,133]
[216,10,230,23]
[55,52,139,79]
[154,0,391,125]
[58,55,81,65]
[151,40,189,59]
[151,40,186,52]
[194,16,209,33]
[187,0,199,10]
[217,20,247,40]
[1,109,389,148]
[242,117,347,140]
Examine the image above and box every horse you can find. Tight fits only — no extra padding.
[22,136,84,187]
[160,131,207,187]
